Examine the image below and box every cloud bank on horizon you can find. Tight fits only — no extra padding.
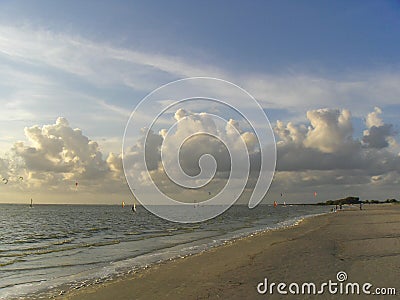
[0,1,399,203]
[0,106,399,204]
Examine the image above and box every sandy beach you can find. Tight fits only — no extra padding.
[61,204,400,299]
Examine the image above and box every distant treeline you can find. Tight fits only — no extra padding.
[317,196,398,206]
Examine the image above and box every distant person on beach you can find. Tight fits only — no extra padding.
[339,204,342,210]
[359,202,363,210]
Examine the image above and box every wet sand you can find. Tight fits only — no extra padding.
[61,204,400,299]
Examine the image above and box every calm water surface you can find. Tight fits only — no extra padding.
[0,204,330,299]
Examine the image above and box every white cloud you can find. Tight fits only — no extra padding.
[1,24,400,117]
[0,25,399,164]
[5,117,125,193]
[0,24,400,202]
[106,152,123,180]
[365,107,383,128]
[122,109,258,200]
[274,108,400,194]
[0,25,224,91]
[0,25,231,155]
[0,107,399,203]
[363,124,394,149]
[362,106,396,149]
[242,72,400,117]
[304,108,353,153]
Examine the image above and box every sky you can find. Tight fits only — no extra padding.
[0,0,399,205]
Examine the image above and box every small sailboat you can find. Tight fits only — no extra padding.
[30,198,33,208]
[122,201,125,208]
[132,202,137,213]
[273,201,278,207]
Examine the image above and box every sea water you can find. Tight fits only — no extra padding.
[0,204,330,299]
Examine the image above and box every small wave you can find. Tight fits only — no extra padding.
[166,228,178,232]
[0,243,52,255]
[1,260,102,272]
[125,232,176,242]
[0,252,27,258]
[53,238,75,245]
[88,240,120,247]
[180,225,201,231]
[88,227,110,232]
[141,228,168,234]
[10,233,71,245]
[0,240,121,259]
[0,258,25,267]
[126,231,141,235]
[0,278,46,290]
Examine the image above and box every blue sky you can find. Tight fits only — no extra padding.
[0,1,399,204]
[2,0,400,71]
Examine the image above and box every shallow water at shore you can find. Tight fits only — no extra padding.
[0,203,330,299]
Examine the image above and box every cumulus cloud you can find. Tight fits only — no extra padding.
[3,117,125,192]
[106,152,124,180]
[274,107,400,195]
[362,107,396,149]
[0,157,10,179]
[365,107,384,128]
[303,109,354,153]
[1,107,399,203]
[363,124,394,149]
[133,106,400,202]
[275,109,361,172]
[121,108,262,202]
[275,120,307,145]
[13,117,108,178]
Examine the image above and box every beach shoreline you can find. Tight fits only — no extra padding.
[1,204,330,300]
[58,204,399,299]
